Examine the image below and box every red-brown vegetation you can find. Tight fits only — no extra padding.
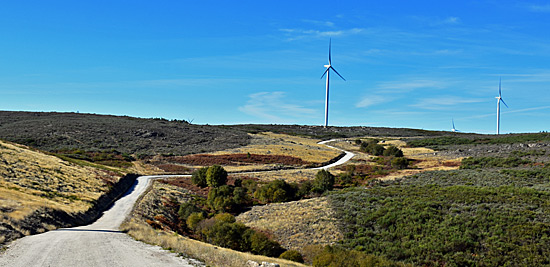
[165,153,310,166]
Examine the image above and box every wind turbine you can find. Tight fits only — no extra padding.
[495,77,508,135]
[451,118,460,132]
[321,39,345,128]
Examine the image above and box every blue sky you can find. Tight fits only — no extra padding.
[1,1,549,133]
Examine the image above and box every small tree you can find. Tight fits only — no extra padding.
[383,146,404,157]
[186,212,205,231]
[206,165,228,187]
[191,167,209,187]
[313,169,335,193]
[391,157,409,169]
[280,250,304,263]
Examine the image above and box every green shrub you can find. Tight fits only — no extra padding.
[313,169,335,193]
[391,157,409,169]
[186,212,204,230]
[206,165,228,187]
[207,185,235,212]
[313,246,403,267]
[254,179,297,203]
[279,250,304,263]
[249,231,285,257]
[297,180,313,197]
[178,202,204,221]
[191,167,209,187]
[383,146,404,157]
[461,156,531,169]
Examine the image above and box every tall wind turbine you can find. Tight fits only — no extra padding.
[495,77,508,135]
[321,39,345,128]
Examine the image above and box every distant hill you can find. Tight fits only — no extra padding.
[0,111,250,157]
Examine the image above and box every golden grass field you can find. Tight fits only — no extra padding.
[236,197,343,253]
[213,132,340,162]
[0,140,122,234]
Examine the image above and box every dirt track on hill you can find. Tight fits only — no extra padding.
[0,176,199,267]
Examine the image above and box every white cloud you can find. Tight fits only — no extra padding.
[443,16,461,25]
[238,91,316,123]
[376,79,446,93]
[356,95,393,108]
[302,19,335,27]
[280,28,364,40]
[528,4,550,12]
[412,96,485,110]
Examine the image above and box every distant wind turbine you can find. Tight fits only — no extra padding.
[321,39,346,128]
[495,77,509,135]
[451,118,460,132]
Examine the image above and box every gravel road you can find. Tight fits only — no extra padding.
[0,176,199,267]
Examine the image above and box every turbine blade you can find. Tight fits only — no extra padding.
[330,66,346,81]
[320,68,329,79]
[499,77,502,97]
[328,39,332,65]
[452,119,455,129]
[501,98,509,108]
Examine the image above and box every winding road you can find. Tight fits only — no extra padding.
[0,140,354,267]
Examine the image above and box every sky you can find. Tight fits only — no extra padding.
[1,1,549,134]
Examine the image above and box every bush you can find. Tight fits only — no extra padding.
[191,167,209,187]
[391,157,409,169]
[383,146,404,157]
[249,231,285,257]
[279,250,304,263]
[186,212,204,230]
[254,179,298,203]
[206,165,228,187]
[313,246,401,267]
[297,180,313,197]
[178,202,204,221]
[313,170,335,193]
[461,156,531,169]
[207,185,236,212]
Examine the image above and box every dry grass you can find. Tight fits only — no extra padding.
[213,132,341,163]
[121,218,306,267]
[239,169,319,183]
[236,197,344,253]
[0,140,121,228]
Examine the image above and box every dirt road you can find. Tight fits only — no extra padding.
[0,176,199,267]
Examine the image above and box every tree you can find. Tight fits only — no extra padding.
[383,146,404,157]
[206,165,228,187]
[191,166,209,187]
[314,169,335,193]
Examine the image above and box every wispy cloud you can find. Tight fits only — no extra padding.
[279,28,364,40]
[412,96,485,110]
[356,95,393,108]
[302,19,335,27]
[527,4,550,12]
[238,91,316,123]
[442,16,461,25]
[376,79,447,93]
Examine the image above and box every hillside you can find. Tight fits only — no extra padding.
[0,140,128,245]
[0,111,249,157]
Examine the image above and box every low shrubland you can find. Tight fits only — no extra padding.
[328,162,550,266]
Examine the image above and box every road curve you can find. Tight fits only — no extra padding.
[314,139,355,170]
[0,175,197,267]
[0,141,354,266]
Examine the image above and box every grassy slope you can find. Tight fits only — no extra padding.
[0,140,123,244]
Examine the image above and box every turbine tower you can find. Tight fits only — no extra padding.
[321,39,345,128]
[495,77,508,135]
